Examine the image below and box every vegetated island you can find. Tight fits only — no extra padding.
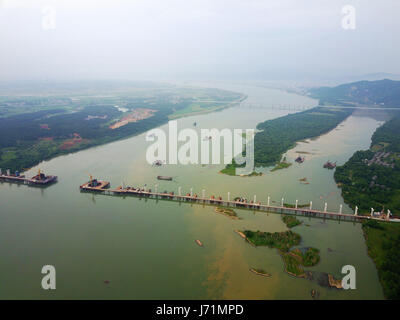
[281,214,303,228]
[241,229,319,278]
[219,158,263,176]
[214,206,240,219]
[0,83,244,172]
[220,106,353,176]
[361,219,400,299]
[238,214,343,289]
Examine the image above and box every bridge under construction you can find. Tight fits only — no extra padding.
[79,177,397,223]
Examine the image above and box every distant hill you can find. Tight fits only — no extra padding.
[309,79,400,107]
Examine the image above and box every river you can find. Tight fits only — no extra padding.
[0,83,386,299]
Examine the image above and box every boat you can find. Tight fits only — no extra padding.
[295,155,305,163]
[323,161,336,169]
[195,239,203,247]
[157,175,173,181]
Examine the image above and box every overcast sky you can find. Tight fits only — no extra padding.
[0,0,399,82]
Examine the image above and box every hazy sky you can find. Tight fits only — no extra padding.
[0,0,399,82]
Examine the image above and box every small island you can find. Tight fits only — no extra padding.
[214,207,240,219]
[219,159,262,176]
[282,214,303,228]
[239,229,320,278]
[249,268,271,278]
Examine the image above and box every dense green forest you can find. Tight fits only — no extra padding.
[334,117,400,214]
[0,86,242,172]
[362,220,400,299]
[221,106,353,175]
[309,79,400,107]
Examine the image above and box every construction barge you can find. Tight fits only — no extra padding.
[80,175,110,191]
[0,169,57,187]
[78,177,393,223]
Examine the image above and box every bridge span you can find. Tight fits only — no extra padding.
[80,179,397,223]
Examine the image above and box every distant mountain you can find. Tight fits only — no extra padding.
[359,73,400,81]
[309,79,400,107]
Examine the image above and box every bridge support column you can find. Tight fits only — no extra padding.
[155,184,158,194]
[309,201,312,210]
[190,187,193,197]
[202,189,205,199]
[324,202,327,212]
[295,200,298,209]
[267,196,270,206]
[370,208,374,217]
[178,186,181,196]
[354,206,358,216]
[339,204,342,214]
[281,198,284,207]
[254,195,256,203]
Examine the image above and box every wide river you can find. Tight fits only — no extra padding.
[0,83,388,299]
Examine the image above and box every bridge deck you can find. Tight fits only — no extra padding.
[79,183,385,223]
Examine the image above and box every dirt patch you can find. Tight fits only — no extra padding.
[109,108,156,129]
[60,133,85,150]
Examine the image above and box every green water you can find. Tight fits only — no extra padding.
[0,84,386,299]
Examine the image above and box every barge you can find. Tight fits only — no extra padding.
[157,176,173,181]
[0,168,57,187]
